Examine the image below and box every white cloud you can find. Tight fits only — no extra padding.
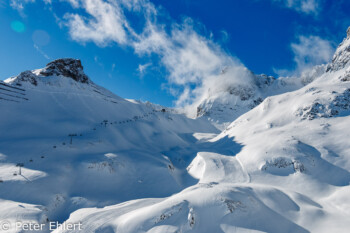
[272,0,321,15]
[63,0,80,8]
[10,0,33,11]
[275,35,335,77]
[135,22,232,84]
[64,0,130,46]
[9,0,261,108]
[137,63,151,76]
[60,0,240,96]
[94,55,105,68]
[220,30,229,43]
[175,86,192,107]
[10,0,51,12]
[34,44,50,60]
[133,20,253,107]
[58,0,253,108]
[292,35,334,68]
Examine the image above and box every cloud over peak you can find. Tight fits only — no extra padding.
[60,0,247,107]
[275,34,335,77]
[291,35,334,70]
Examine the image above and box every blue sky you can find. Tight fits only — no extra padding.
[1,0,350,106]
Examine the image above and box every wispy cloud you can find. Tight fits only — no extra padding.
[9,0,255,109]
[34,44,50,60]
[10,0,32,12]
[137,63,151,76]
[63,0,129,46]
[274,35,335,77]
[94,55,105,69]
[57,0,251,107]
[271,0,321,15]
[132,19,253,108]
[10,0,51,14]
[134,21,234,84]
[291,35,334,69]
[63,0,80,8]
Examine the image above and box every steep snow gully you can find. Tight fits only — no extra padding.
[1,30,350,232]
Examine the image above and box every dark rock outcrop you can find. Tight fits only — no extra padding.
[39,58,89,83]
[15,71,38,86]
[297,89,350,120]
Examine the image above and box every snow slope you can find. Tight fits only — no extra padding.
[0,58,221,231]
[1,30,350,233]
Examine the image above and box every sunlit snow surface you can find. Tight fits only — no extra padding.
[1,35,350,232]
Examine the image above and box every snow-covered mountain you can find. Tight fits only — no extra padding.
[0,58,219,231]
[195,64,326,130]
[1,29,350,233]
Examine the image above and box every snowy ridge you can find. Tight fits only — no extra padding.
[326,27,350,73]
[6,58,90,86]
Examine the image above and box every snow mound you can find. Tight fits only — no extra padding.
[187,152,249,183]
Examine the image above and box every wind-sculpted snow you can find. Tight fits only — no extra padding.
[187,152,249,183]
[55,184,312,233]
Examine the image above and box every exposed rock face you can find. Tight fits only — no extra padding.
[7,58,91,86]
[261,157,305,174]
[326,27,350,72]
[15,70,38,86]
[227,85,255,101]
[255,74,275,87]
[339,69,350,82]
[296,89,350,120]
[39,58,89,83]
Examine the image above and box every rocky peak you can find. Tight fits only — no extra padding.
[326,27,350,73]
[14,70,38,86]
[39,58,89,83]
[6,58,91,86]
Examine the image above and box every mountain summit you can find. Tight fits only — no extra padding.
[39,58,90,83]
[6,58,90,87]
[327,28,350,73]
